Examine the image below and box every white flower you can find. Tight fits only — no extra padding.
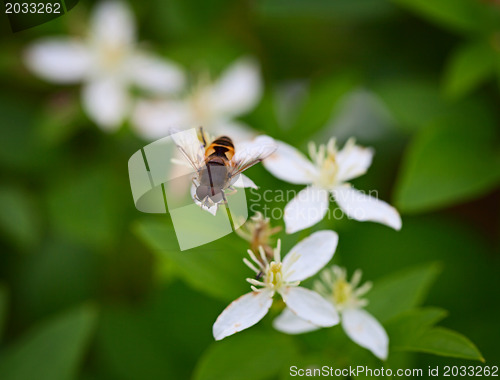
[213,231,339,341]
[273,266,389,360]
[24,1,185,131]
[132,57,262,141]
[263,137,402,233]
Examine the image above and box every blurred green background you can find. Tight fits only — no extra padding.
[0,0,499,379]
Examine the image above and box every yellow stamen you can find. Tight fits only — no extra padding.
[332,278,353,307]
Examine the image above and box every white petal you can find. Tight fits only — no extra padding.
[211,57,262,117]
[213,290,273,340]
[332,186,402,230]
[263,141,318,185]
[273,307,320,334]
[280,287,339,327]
[336,139,374,182]
[232,174,258,189]
[82,78,129,131]
[284,186,329,234]
[282,230,338,282]
[90,1,135,46]
[128,53,186,95]
[131,99,192,140]
[24,38,90,83]
[342,308,389,360]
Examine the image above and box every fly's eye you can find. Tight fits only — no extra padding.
[196,185,211,201]
[196,185,224,204]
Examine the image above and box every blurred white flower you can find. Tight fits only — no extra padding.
[273,266,389,360]
[263,137,402,233]
[132,57,262,141]
[213,231,339,341]
[24,1,185,131]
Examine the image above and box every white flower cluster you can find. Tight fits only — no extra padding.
[24,0,401,361]
[214,137,401,359]
[24,1,261,139]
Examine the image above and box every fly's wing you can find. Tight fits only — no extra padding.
[170,128,206,172]
[228,135,277,178]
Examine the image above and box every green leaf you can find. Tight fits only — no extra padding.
[0,185,40,251]
[0,95,43,171]
[46,166,125,250]
[36,93,82,147]
[366,263,441,322]
[373,79,450,132]
[15,240,98,319]
[402,327,484,361]
[337,215,500,362]
[443,40,496,99]
[391,0,499,35]
[0,305,98,380]
[96,306,175,380]
[0,285,8,343]
[386,307,448,347]
[256,0,393,21]
[394,105,500,213]
[134,219,250,301]
[193,331,298,380]
[147,0,234,39]
[386,308,484,361]
[96,282,219,380]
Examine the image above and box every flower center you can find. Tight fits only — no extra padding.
[332,278,353,307]
[316,155,338,188]
[99,43,128,72]
[244,241,302,293]
[309,139,339,189]
[266,262,284,288]
[314,266,372,311]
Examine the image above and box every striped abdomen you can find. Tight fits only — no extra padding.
[205,136,235,164]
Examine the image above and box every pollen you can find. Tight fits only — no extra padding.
[318,156,338,188]
[314,266,372,311]
[99,43,127,71]
[243,240,297,292]
[270,261,282,272]
[309,138,340,189]
[332,278,353,307]
[267,262,283,287]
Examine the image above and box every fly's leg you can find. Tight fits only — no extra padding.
[221,191,229,205]
[225,187,238,197]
